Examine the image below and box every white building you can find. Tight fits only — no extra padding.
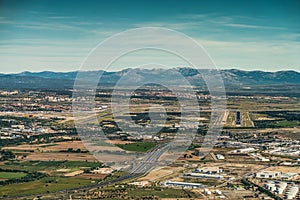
[231,147,256,154]
[280,173,298,180]
[256,171,281,179]
[164,181,203,189]
[264,183,276,192]
[264,181,287,195]
[216,154,225,160]
[184,172,223,179]
[276,182,287,195]
[215,189,222,195]
[91,168,113,174]
[195,166,223,174]
[284,186,299,199]
[204,188,211,195]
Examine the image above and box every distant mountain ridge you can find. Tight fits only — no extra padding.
[0,68,299,89]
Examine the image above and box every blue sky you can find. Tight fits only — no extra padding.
[0,0,299,73]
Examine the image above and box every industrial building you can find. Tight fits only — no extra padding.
[230,147,256,154]
[163,181,204,189]
[195,166,223,174]
[216,154,225,160]
[284,185,299,199]
[256,171,281,179]
[264,181,287,195]
[280,172,298,180]
[183,172,223,179]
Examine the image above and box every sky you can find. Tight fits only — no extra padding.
[0,0,299,73]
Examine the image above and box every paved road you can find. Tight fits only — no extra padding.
[129,144,169,174]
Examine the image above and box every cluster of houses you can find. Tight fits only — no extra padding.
[264,181,299,199]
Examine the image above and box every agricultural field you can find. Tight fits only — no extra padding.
[227,97,300,111]
[83,186,198,199]
[2,141,86,152]
[0,176,95,197]
[0,160,106,198]
[138,166,184,182]
[1,160,102,173]
[115,141,158,152]
[18,152,97,162]
[126,187,197,198]
[252,110,300,128]
[0,172,27,180]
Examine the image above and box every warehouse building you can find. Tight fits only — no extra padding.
[163,181,204,189]
[256,171,281,179]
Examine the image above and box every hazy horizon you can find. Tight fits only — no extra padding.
[1,66,300,74]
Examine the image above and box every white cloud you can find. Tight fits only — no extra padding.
[200,39,300,71]
[224,23,285,30]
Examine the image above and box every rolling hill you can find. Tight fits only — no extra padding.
[0,68,299,89]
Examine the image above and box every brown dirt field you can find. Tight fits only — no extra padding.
[24,152,97,162]
[105,140,133,144]
[56,169,71,172]
[85,143,123,152]
[77,173,107,179]
[93,153,137,162]
[265,166,300,173]
[139,166,184,182]
[3,141,87,151]
[222,189,259,200]
[64,170,84,177]
[3,141,123,152]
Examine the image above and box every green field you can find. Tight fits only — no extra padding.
[253,120,300,128]
[0,161,105,197]
[2,160,102,172]
[0,176,95,197]
[0,172,27,180]
[90,140,114,147]
[274,120,300,128]
[115,142,157,152]
[127,188,196,198]
[95,187,196,199]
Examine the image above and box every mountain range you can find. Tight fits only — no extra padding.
[0,68,299,89]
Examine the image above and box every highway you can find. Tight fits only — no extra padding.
[128,143,169,174]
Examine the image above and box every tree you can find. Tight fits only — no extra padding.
[0,150,15,161]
